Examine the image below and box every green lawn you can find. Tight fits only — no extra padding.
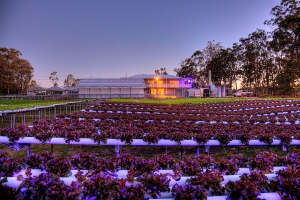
[108,97,300,104]
[0,99,91,111]
[2,97,299,111]
[108,97,246,104]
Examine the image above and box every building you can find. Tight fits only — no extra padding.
[129,74,192,98]
[77,78,146,99]
[77,74,192,98]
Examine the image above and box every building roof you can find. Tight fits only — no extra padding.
[64,86,78,91]
[77,78,146,88]
[128,74,185,79]
[46,86,65,92]
[28,86,46,91]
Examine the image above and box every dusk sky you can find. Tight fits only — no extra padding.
[1,0,281,87]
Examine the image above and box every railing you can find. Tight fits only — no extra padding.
[0,94,80,100]
[147,83,191,88]
[78,93,146,99]
[0,100,98,128]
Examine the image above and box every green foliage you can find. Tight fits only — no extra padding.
[174,41,223,86]
[64,74,79,87]
[0,47,34,95]
[207,48,238,87]
[174,1,299,96]
[154,68,168,75]
[49,71,59,87]
[274,60,298,95]
[265,0,300,66]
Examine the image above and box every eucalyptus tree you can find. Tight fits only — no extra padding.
[231,43,245,90]
[239,29,271,92]
[265,0,300,94]
[174,52,201,85]
[155,68,168,75]
[64,74,79,87]
[0,47,34,95]
[206,48,238,88]
[49,71,59,87]
[14,59,34,94]
[265,0,300,71]
[174,41,223,86]
[263,48,279,95]
[201,41,224,84]
[29,80,38,87]
[275,60,298,94]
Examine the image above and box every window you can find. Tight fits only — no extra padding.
[151,88,156,94]
[149,80,155,84]
[151,88,164,95]
[170,80,179,85]
[158,89,164,95]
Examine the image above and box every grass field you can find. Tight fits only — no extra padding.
[1,97,299,111]
[0,99,97,128]
[108,97,246,104]
[0,99,92,111]
[108,97,300,104]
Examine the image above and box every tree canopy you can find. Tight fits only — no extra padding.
[174,41,223,86]
[49,71,59,87]
[0,47,34,95]
[155,68,168,75]
[174,0,300,95]
[29,80,39,87]
[64,74,79,87]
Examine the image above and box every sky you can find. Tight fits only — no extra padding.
[0,0,281,87]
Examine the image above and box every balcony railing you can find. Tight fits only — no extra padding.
[147,83,191,88]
